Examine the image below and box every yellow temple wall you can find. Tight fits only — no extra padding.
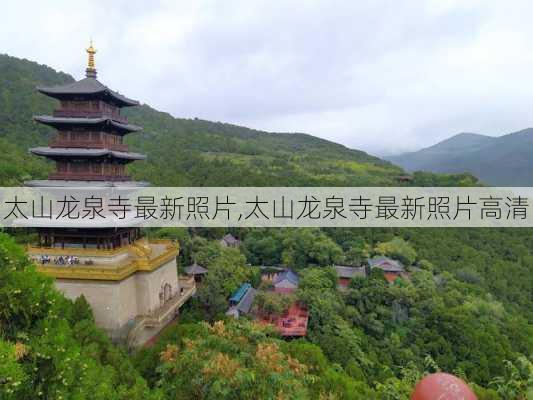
[135,257,179,315]
[54,257,178,335]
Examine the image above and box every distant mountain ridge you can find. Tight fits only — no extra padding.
[423,133,493,152]
[387,129,533,185]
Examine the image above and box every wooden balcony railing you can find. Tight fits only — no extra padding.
[49,139,129,152]
[53,109,128,124]
[29,239,176,258]
[48,172,131,181]
[28,243,131,257]
[34,240,179,281]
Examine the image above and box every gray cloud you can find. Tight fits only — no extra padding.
[2,0,533,155]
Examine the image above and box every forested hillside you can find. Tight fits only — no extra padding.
[0,53,478,187]
[0,53,531,399]
[388,130,533,186]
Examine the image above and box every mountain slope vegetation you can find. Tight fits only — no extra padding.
[388,130,533,186]
[0,53,531,399]
[0,53,480,187]
[0,53,411,187]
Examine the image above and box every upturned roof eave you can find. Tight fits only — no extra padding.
[29,146,146,161]
[37,78,139,107]
[33,115,142,133]
[24,179,150,188]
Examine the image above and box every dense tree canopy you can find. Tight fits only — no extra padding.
[0,233,159,400]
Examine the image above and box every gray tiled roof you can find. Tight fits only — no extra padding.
[37,78,139,107]
[34,115,141,133]
[15,214,144,228]
[185,263,208,275]
[368,256,404,272]
[30,146,146,160]
[273,269,299,286]
[236,287,257,314]
[222,233,239,244]
[334,265,367,279]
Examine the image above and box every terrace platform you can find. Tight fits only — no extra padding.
[260,303,309,337]
[28,239,194,346]
[29,239,178,281]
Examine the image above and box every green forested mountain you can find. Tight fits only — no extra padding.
[125,106,401,186]
[0,53,396,186]
[1,53,532,400]
[387,130,533,186]
[0,53,477,187]
[0,55,69,184]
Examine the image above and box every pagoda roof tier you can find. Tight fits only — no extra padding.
[37,77,139,107]
[25,179,150,187]
[30,146,146,161]
[34,115,141,134]
[17,214,145,229]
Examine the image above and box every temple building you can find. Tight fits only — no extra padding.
[25,42,195,347]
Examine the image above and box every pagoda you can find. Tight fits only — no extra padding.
[26,43,195,346]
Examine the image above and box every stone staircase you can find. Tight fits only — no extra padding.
[126,276,196,348]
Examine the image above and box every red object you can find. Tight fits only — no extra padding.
[411,373,477,400]
[276,303,308,336]
[337,277,351,288]
[384,272,400,283]
[258,303,309,337]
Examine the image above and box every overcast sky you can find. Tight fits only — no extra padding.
[2,0,533,155]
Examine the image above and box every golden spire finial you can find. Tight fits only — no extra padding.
[86,39,97,78]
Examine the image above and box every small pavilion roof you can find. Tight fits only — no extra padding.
[229,283,251,304]
[368,256,404,272]
[37,78,139,107]
[34,115,141,134]
[235,287,257,314]
[30,146,146,161]
[221,233,240,245]
[184,262,208,275]
[273,269,299,286]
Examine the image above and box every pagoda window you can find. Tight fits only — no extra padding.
[71,163,82,173]
[59,100,92,111]
[57,131,69,140]
[55,100,123,120]
[106,134,122,145]
[90,163,101,174]
[56,161,68,172]
[100,163,125,177]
